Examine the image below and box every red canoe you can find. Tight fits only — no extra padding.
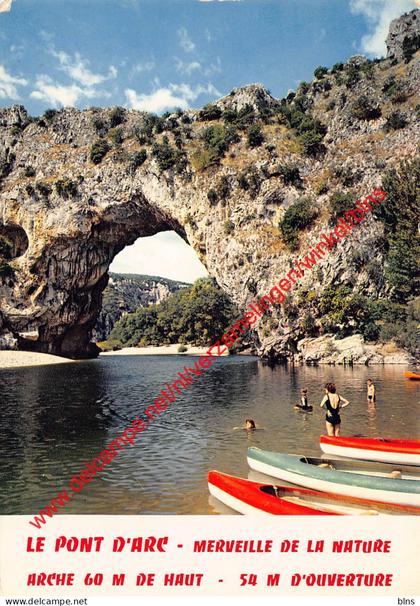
[208,470,420,516]
[320,435,420,465]
[404,371,420,380]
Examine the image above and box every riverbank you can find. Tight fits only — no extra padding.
[0,350,75,369]
[100,344,230,356]
[295,334,413,365]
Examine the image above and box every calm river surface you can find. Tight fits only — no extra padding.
[0,355,418,515]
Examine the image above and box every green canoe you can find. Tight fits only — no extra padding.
[247,448,420,507]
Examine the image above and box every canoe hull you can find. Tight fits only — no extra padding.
[209,482,272,515]
[208,471,420,515]
[404,371,420,380]
[320,436,420,466]
[208,470,335,515]
[247,449,420,507]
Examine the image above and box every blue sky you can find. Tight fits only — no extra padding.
[0,0,415,281]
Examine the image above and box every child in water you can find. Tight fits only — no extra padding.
[294,388,313,412]
[367,379,376,403]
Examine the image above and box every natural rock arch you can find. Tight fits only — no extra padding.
[1,179,190,357]
[0,94,281,358]
[0,13,419,359]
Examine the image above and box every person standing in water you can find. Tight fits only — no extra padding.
[320,382,349,436]
[367,379,376,403]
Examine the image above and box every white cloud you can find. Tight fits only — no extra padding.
[175,58,202,76]
[30,48,116,107]
[131,60,155,75]
[0,64,27,99]
[110,231,208,283]
[125,87,189,112]
[170,82,221,101]
[0,0,13,13]
[50,48,117,86]
[177,27,196,53]
[175,56,222,77]
[350,0,415,56]
[125,82,221,113]
[204,57,222,76]
[30,75,109,107]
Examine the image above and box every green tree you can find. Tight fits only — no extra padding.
[298,130,324,156]
[383,111,407,132]
[130,149,147,171]
[43,109,58,121]
[109,278,241,347]
[90,139,110,164]
[247,124,264,148]
[314,66,328,79]
[351,95,381,120]
[328,191,355,220]
[199,104,222,121]
[319,285,378,339]
[372,159,420,302]
[152,136,184,171]
[109,106,126,128]
[277,163,301,187]
[279,198,318,250]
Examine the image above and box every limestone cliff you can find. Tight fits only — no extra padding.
[0,11,419,359]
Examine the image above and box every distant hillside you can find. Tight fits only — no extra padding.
[92,273,190,341]
[108,277,246,350]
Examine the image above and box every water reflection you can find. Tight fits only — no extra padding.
[0,356,418,515]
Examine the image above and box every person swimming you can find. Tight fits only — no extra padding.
[320,382,349,437]
[294,388,313,412]
[233,419,259,431]
[244,419,256,430]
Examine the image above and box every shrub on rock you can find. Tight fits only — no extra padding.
[279,197,318,250]
[90,139,110,164]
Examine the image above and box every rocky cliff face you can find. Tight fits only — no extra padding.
[0,12,419,359]
[92,273,189,341]
[386,9,420,61]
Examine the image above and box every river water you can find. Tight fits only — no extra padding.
[0,355,418,515]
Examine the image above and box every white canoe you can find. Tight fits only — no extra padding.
[320,436,420,466]
[247,448,420,507]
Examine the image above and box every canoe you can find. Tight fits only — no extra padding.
[247,448,420,507]
[404,371,420,380]
[320,435,420,466]
[208,470,420,516]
